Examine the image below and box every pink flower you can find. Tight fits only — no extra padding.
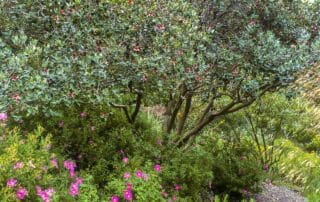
[123,189,133,201]
[154,24,165,32]
[69,182,79,197]
[36,186,41,193]
[50,158,58,169]
[123,172,131,180]
[175,184,181,191]
[136,170,143,178]
[41,166,47,172]
[64,160,76,178]
[142,173,149,181]
[133,46,141,52]
[11,74,18,81]
[122,157,129,164]
[156,139,162,146]
[68,91,75,98]
[173,195,177,201]
[76,177,83,185]
[80,112,86,118]
[13,94,21,102]
[141,74,147,82]
[126,183,132,190]
[14,162,24,169]
[0,112,8,121]
[161,192,167,198]
[111,196,120,202]
[16,187,27,200]
[36,186,54,202]
[43,68,49,74]
[7,178,17,188]
[69,170,75,178]
[242,188,249,196]
[154,164,161,172]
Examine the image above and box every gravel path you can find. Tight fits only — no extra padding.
[255,183,306,202]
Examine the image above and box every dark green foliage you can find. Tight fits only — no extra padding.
[202,132,266,197]
[1,0,320,145]
[18,106,162,187]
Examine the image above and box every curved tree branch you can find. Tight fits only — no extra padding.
[110,102,132,123]
[176,83,277,147]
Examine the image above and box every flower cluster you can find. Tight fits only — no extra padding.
[6,156,83,200]
[122,157,129,164]
[64,160,76,178]
[36,186,55,202]
[69,184,77,197]
[111,155,175,201]
[123,172,131,180]
[111,196,120,202]
[16,187,28,200]
[50,158,59,169]
[135,170,143,179]
[13,162,24,170]
[69,180,82,197]
[63,161,83,197]
[69,177,83,197]
[7,178,28,200]
[7,178,17,188]
[123,188,133,201]
[80,112,86,118]
[154,164,161,172]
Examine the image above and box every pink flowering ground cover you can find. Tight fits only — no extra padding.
[1,115,181,201]
[0,126,98,201]
[0,124,183,201]
[106,154,182,201]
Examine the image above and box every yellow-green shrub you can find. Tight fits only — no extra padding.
[276,139,320,197]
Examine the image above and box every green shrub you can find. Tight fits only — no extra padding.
[14,108,268,200]
[104,161,165,201]
[204,134,266,197]
[161,130,266,200]
[13,105,164,187]
[161,144,214,201]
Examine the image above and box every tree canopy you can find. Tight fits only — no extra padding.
[1,0,319,145]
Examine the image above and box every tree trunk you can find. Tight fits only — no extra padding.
[177,115,213,146]
[177,93,192,136]
[166,90,187,133]
[130,90,143,123]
